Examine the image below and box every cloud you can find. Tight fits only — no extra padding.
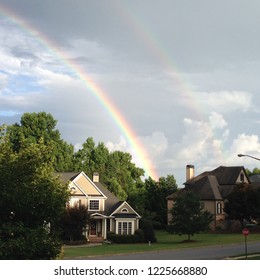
[231,134,260,156]
[209,112,228,130]
[200,91,252,113]
[106,136,128,152]
[179,91,252,115]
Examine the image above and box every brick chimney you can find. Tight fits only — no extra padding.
[186,165,194,181]
[93,172,99,183]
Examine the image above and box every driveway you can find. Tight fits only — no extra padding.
[83,241,260,260]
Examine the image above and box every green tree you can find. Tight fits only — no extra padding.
[0,131,69,259]
[73,138,145,201]
[224,184,260,228]
[59,205,89,242]
[73,137,96,175]
[7,112,74,171]
[143,175,178,229]
[246,167,260,176]
[168,192,213,240]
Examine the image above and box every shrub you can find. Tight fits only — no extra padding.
[107,232,139,244]
[134,229,145,243]
[59,205,89,242]
[140,219,157,243]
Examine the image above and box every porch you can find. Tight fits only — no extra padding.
[88,213,108,242]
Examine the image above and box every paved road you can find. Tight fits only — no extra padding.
[84,241,260,260]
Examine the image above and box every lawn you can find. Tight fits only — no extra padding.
[63,230,260,259]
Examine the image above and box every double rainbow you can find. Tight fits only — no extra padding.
[0,4,158,179]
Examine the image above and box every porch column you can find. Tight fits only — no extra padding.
[103,218,107,239]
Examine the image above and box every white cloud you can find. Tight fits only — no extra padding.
[138,132,168,157]
[180,91,252,115]
[209,111,228,130]
[231,134,260,156]
[106,136,128,152]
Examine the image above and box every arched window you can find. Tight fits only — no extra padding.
[121,208,129,213]
[70,186,77,192]
[217,202,222,214]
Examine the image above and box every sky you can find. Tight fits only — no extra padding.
[1,0,260,186]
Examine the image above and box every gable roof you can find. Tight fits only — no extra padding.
[179,166,248,201]
[94,182,120,215]
[57,172,137,216]
[208,166,247,185]
[57,172,80,185]
[110,201,141,218]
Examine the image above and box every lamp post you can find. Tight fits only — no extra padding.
[237,154,260,161]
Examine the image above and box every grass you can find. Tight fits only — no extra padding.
[63,230,260,259]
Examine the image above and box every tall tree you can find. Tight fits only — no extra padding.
[7,112,74,171]
[143,175,178,229]
[73,138,145,200]
[168,191,213,240]
[0,130,69,259]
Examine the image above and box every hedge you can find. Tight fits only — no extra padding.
[107,229,144,244]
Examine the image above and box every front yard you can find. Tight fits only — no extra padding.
[63,230,260,259]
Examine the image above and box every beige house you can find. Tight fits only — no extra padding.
[167,165,250,229]
[58,171,141,242]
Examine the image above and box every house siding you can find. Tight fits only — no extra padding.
[74,175,101,196]
[167,166,250,230]
[59,171,140,242]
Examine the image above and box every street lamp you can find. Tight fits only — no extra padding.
[237,154,260,161]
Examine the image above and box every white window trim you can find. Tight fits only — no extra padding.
[88,199,100,211]
[115,219,134,235]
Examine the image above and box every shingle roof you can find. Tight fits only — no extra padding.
[185,175,222,200]
[56,172,80,185]
[180,166,247,201]
[249,174,260,182]
[57,172,122,215]
[217,185,236,198]
[209,166,245,185]
[94,182,120,215]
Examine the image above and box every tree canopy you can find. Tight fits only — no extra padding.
[7,112,74,171]
[142,176,178,228]
[224,183,260,228]
[0,129,69,259]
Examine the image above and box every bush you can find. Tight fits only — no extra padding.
[140,219,157,243]
[59,205,89,242]
[134,229,145,243]
[106,230,146,244]
[107,232,140,244]
[0,222,62,260]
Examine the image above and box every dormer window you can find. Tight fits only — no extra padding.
[121,208,128,213]
[240,173,245,183]
[89,200,100,211]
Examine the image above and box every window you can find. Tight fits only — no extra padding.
[121,208,128,213]
[216,202,222,214]
[118,222,133,235]
[89,200,99,211]
[240,173,245,182]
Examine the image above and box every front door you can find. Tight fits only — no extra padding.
[90,221,97,235]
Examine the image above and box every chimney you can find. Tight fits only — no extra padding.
[93,172,99,183]
[186,165,194,181]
